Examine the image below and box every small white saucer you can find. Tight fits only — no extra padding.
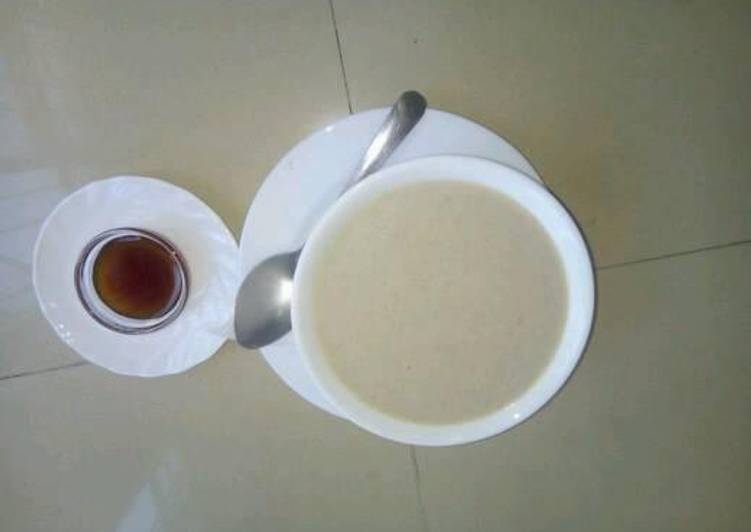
[33,176,240,377]
[240,108,542,417]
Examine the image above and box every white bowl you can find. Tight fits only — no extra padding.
[292,156,595,446]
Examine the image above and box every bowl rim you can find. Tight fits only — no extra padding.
[292,155,595,446]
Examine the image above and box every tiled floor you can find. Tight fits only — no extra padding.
[1,1,750,531]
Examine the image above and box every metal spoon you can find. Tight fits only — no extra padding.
[234,91,427,349]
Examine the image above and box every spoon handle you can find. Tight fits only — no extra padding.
[345,91,427,191]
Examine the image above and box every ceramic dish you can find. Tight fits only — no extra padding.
[240,108,542,417]
[33,176,240,377]
[293,156,594,446]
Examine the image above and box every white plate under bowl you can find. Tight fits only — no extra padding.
[33,176,240,377]
[240,108,542,417]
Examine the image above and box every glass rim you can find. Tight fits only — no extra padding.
[74,227,189,335]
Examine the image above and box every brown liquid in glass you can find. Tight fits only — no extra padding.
[92,236,182,319]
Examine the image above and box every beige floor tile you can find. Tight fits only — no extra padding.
[0,0,348,376]
[332,0,751,266]
[0,346,424,532]
[0,291,82,378]
[414,243,751,531]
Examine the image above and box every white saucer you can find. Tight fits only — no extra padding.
[33,176,240,377]
[240,108,542,417]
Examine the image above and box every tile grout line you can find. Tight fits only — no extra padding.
[0,360,89,382]
[409,446,431,532]
[597,238,751,271]
[328,0,353,114]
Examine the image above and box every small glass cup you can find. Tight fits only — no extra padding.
[74,228,189,334]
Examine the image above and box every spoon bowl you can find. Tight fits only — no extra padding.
[234,251,298,349]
